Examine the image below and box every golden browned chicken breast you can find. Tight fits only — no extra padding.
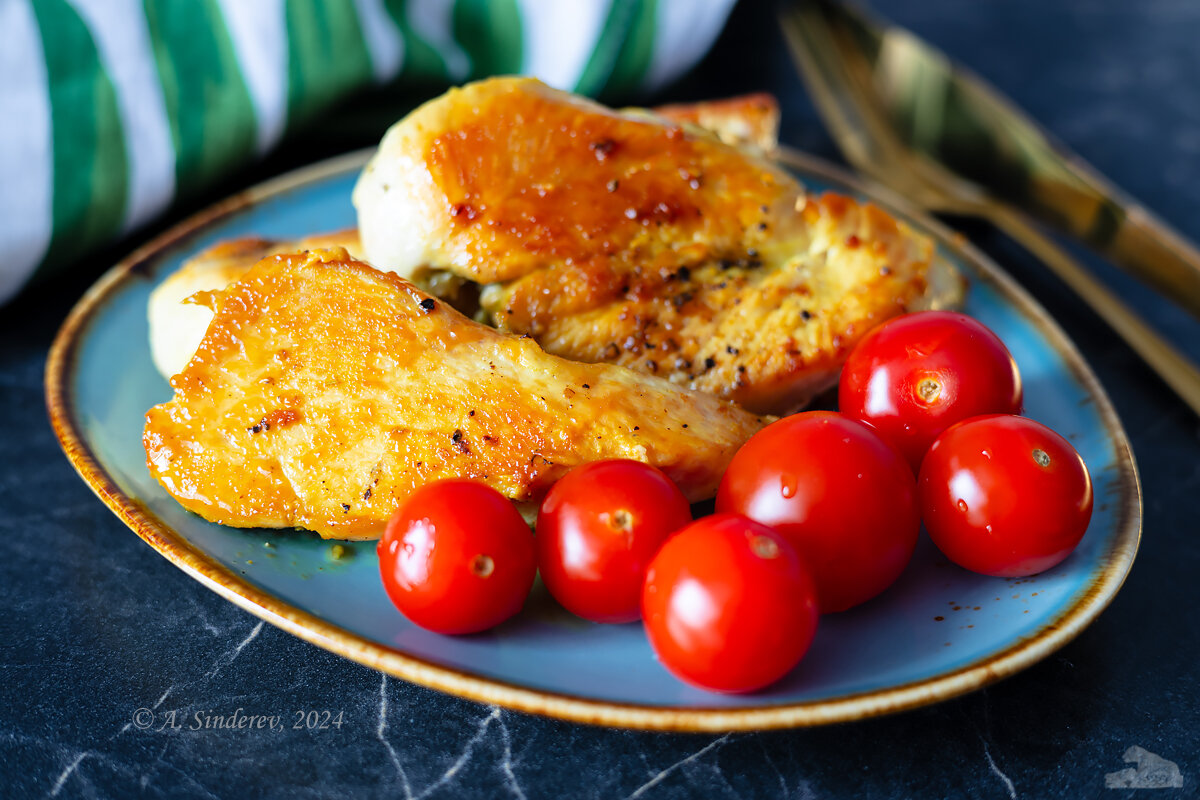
[144,249,767,539]
[353,77,952,414]
[353,77,809,316]
[148,230,362,378]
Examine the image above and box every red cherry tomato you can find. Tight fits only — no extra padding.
[537,460,691,623]
[918,414,1093,577]
[716,410,919,613]
[839,311,1023,471]
[641,514,819,693]
[378,480,536,634]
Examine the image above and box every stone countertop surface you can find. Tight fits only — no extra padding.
[3,1,1198,797]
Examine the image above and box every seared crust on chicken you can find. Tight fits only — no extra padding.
[143,249,767,539]
[353,77,952,414]
[148,230,362,378]
[535,194,940,413]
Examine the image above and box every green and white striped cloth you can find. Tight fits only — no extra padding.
[0,0,735,304]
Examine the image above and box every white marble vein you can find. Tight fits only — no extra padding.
[626,734,732,799]
[117,621,259,738]
[82,622,264,794]
[376,675,415,799]
[203,621,263,680]
[185,595,224,637]
[494,711,527,800]
[48,751,91,797]
[970,691,1017,800]
[980,738,1017,799]
[118,684,174,736]
[152,686,173,710]
[757,740,789,798]
[373,695,514,800]
[416,707,502,798]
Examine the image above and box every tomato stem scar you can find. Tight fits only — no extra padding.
[749,535,780,559]
[917,377,942,403]
[471,554,495,577]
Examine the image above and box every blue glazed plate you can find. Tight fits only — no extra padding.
[47,149,1141,731]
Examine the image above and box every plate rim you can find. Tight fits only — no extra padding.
[45,146,1142,732]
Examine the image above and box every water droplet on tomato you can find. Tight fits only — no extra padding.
[957,499,969,513]
[780,475,797,499]
[981,449,992,460]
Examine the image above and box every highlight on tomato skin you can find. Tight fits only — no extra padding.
[918,414,1094,578]
[839,311,1023,472]
[641,513,820,694]
[536,459,692,624]
[715,410,920,613]
[377,479,537,635]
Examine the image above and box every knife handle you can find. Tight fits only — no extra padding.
[1032,172,1200,319]
[1106,203,1200,320]
[988,203,1200,417]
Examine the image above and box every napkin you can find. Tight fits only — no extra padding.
[0,0,735,305]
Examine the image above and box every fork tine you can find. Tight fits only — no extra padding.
[779,0,975,207]
[778,1,931,202]
[777,3,873,160]
[778,1,891,178]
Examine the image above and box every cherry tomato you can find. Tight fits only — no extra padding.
[537,460,691,623]
[641,513,819,693]
[918,414,1093,577]
[839,311,1023,471]
[716,410,919,613]
[378,480,536,634]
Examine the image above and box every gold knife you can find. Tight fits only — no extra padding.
[786,0,1200,319]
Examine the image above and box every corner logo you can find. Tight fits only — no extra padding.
[1105,747,1183,790]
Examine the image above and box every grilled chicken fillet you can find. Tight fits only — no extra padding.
[145,94,780,383]
[143,249,767,539]
[353,77,953,413]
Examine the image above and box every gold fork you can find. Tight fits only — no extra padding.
[780,0,1200,416]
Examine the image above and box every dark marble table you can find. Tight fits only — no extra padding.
[4,1,1198,797]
